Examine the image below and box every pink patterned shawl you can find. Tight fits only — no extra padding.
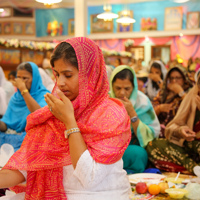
[4,37,131,199]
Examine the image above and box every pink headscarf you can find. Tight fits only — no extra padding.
[4,37,131,199]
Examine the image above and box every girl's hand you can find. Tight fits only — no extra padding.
[44,92,75,126]
[149,73,161,82]
[178,126,196,141]
[159,103,173,113]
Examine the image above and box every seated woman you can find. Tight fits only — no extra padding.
[0,67,15,117]
[0,62,49,151]
[0,37,131,200]
[110,65,160,174]
[146,71,200,174]
[145,60,167,101]
[152,65,193,137]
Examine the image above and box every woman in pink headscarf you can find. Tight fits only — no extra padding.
[0,37,131,200]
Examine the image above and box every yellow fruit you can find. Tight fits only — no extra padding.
[148,184,160,195]
[158,182,169,194]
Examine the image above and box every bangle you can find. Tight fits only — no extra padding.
[21,89,29,96]
[178,91,185,97]
[64,128,80,139]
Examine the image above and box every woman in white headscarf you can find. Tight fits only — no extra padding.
[145,61,167,101]
[0,67,15,116]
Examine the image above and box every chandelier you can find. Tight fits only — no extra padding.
[116,10,135,26]
[173,0,189,2]
[35,0,62,7]
[97,4,118,21]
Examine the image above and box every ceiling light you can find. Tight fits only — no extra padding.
[116,16,136,25]
[97,4,118,21]
[0,8,4,12]
[173,0,190,3]
[116,9,136,26]
[35,0,62,7]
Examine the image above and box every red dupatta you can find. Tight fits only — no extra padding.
[4,37,131,199]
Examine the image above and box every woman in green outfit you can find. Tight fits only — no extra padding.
[110,65,160,173]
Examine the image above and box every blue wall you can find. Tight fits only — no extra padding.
[35,0,200,37]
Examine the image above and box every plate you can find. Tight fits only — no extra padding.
[128,173,166,184]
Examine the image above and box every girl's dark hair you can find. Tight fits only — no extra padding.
[8,70,16,78]
[17,62,32,75]
[50,42,78,69]
[151,62,163,90]
[112,69,134,87]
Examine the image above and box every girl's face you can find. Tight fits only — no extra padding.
[16,70,32,91]
[53,58,79,101]
[150,66,161,77]
[112,78,133,99]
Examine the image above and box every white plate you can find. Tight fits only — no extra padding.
[128,173,166,184]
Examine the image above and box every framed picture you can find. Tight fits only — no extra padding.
[0,7,12,18]
[90,14,113,33]
[117,11,133,32]
[187,12,200,29]
[164,7,183,30]
[141,18,157,31]
[68,19,75,35]
[24,22,35,35]
[21,50,44,66]
[0,49,20,64]
[2,22,12,34]
[13,22,24,34]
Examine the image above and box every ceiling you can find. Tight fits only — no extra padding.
[0,0,164,9]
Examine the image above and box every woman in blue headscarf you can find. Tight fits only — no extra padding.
[110,65,160,173]
[0,62,50,151]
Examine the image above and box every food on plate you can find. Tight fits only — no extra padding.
[165,188,188,199]
[165,177,184,184]
[135,182,148,194]
[158,182,169,193]
[148,184,160,195]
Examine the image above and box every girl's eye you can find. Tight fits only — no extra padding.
[65,75,72,78]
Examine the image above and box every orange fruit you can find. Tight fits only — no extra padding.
[148,184,160,195]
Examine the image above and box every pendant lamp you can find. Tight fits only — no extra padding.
[97,4,118,21]
[116,10,135,26]
[35,0,62,7]
[173,0,189,3]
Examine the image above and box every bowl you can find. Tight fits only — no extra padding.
[165,188,188,199]
[165,177,184,184]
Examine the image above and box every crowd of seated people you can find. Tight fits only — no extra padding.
[0,42,200,199]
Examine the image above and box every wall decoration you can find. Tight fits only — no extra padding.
[0,7,12,18]
[141,18,157,31]
[2,22,12,34]
[187,12,200,29]
[24,22,35,35]
[164,7,183,30]
[117,11,133,32]
[13,22,24,35]
[0,49,20,64]
[90,14,113,33]
[46,20,63,36]
[21,50,44,66]
[68,19,74,35]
